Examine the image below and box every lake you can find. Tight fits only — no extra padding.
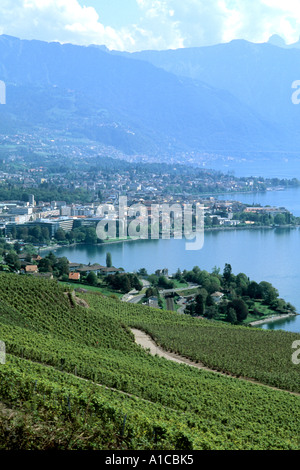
[48,185,300,333]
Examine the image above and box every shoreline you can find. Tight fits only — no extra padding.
[248,313,299,327]
[36,241,299,330]
[37,224,300,251]
[193,186,300,198]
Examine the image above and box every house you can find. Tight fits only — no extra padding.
[147,296,159,308]
[155,268,169,277]
[211,292,225,304]
[99,266,119,275]
[69,262,82,272]
[76,264,105,275]
[32,255,42,262]
[25,265,39,274]
[18,253,30,261]
[20,261,33,269]
[69,272,80,281]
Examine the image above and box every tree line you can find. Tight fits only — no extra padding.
[179,264,296,324]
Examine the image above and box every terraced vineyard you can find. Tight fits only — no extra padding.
[0,273,299,450]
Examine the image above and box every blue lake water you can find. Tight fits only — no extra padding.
[49,187,300,333]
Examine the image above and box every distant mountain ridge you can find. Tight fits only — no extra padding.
[128,39,300,133]
[0,34,299,162]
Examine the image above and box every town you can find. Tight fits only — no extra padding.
[0,147,298,246]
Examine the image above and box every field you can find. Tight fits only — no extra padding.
[0,273,299,450]
[59,280,124,298]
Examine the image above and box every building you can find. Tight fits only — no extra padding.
[29,195,35,207]
[99,266,120,275]
[69,262,82,272]
[76,264,105,275]
[6,218,75,238]
[32,255,42,262]
[69,272,81,281]
[25,265,39,274]
[10,207,33,216]
[211,292,225,304]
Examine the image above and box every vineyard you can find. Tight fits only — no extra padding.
[0,273,299,450]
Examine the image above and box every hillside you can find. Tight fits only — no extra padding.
[0,34,293,161]
[0,273,299,450]
[130,40,300,136]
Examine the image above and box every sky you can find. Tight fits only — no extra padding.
[0,0,300,52]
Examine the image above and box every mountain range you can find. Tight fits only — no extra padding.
[0,34,300,165]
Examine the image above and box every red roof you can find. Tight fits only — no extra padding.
[69,272,80,280]
[25,265,38,273]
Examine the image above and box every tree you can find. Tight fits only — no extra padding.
[30,225,42,242]
[259,281,279,305]
[120,275,131,293]
[223,263,232,285]
[212,266,221,276]
[205,305,218,319]
[85,227,97,244]
[247,281,262,299]
[47,252,57,267]
[228,298,249,322]
[131,274,143,291]
[23,244,37,255]
[56,257,69,277]
[145,287,155,298]
[226,307,237,324]
[138,268,148,277]
[195,294,205,316]
[148,274,158,287]
[87,271,98,286]
[207,276,221,294]
[274,213,286,225]
[74,230,86,243]
[41,226,50,241]
[13,242,21,254]
[206,294,214,307]
[54,228,66,242]
[157,276,174,289]
[25,252,32,263]
[38,257,53,273]
[10,225,17,239]
[4,251,21,271]
[106,252,112,268]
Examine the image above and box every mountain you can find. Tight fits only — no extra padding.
[127,39,300,139]
[267,34,300,49]
[267,35,287,47]
[0,34,292,162]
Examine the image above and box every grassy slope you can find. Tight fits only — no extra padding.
[0,273,299,450]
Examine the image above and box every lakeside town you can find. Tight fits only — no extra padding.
[0,189,297,243]
[0,243,296,329]
[0,140,299,243]
[0,189,297,329]
[0,151,298,328]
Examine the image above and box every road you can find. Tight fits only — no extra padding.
[159,284,200,295]
[128,294,145,304]
[165,296,175,311]
[122,283,200,307]
[130,328,300,397]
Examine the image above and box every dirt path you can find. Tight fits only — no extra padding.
[131,328,300,397]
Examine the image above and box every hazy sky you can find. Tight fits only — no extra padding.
[0,0,299,51]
